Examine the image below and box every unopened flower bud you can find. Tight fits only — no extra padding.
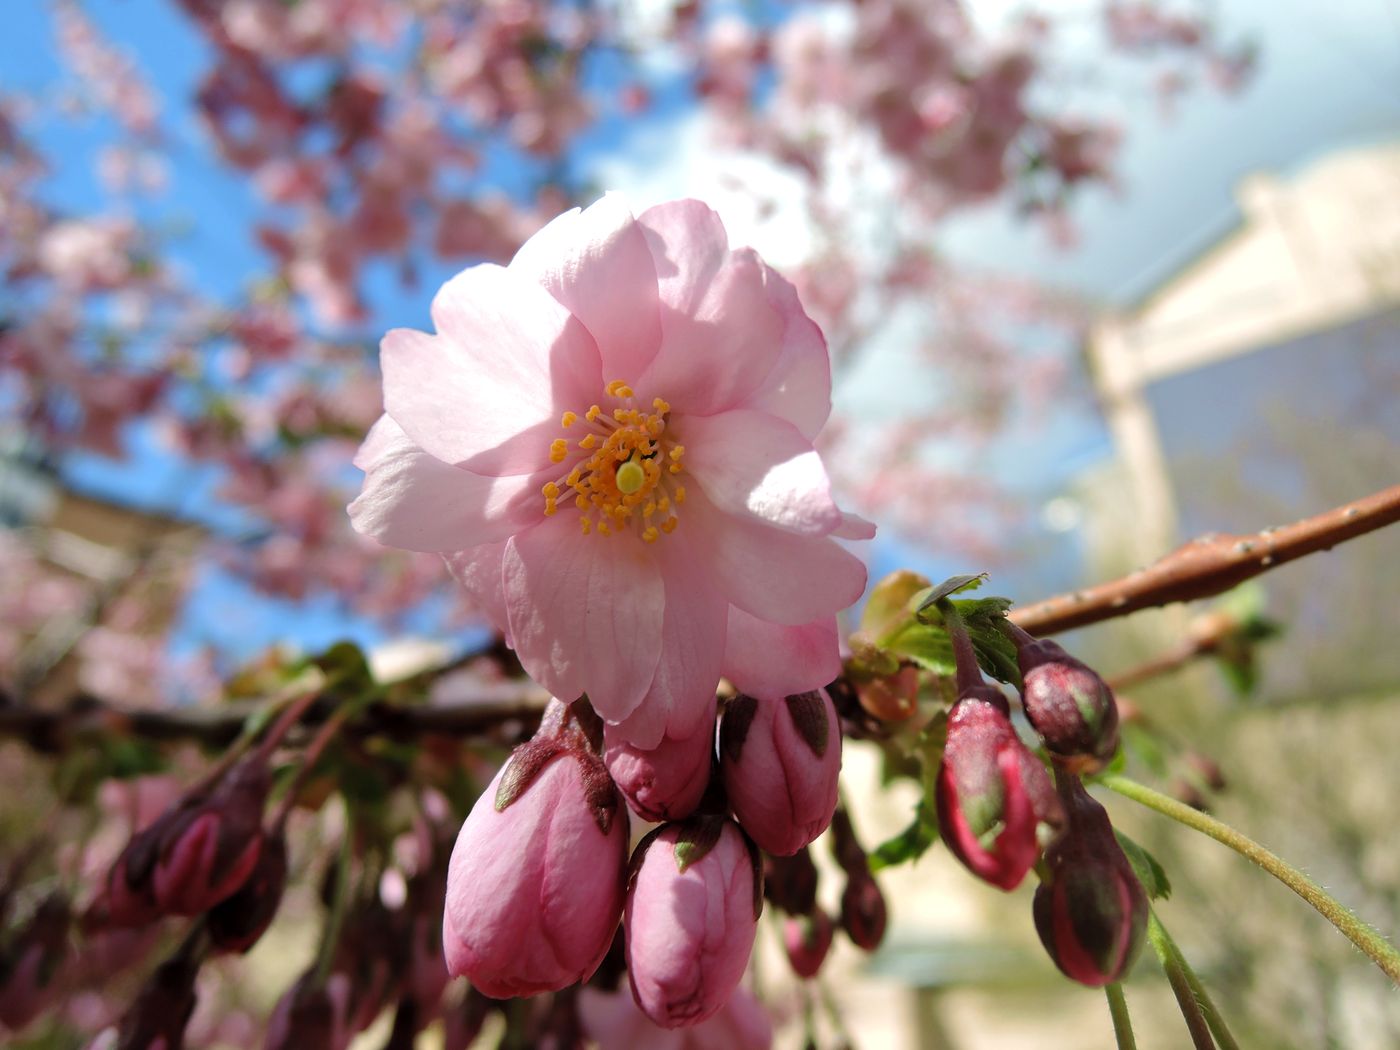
[0,892,69,1032]
[784,910,834,978]
[626,816,762,1028]
[763,847,819,915]
[207,830,287,954]
[265,971,352,1050]
[105,805,187,927]
[153,760,269,917]
[604,720,714,822]
[1033,774,1147,986]
[839,869,887,951]
[579,985,772,1050]
[444,699,627,998]
[115,943,200,1050]
[720,691,840,856]
[935,693,1064,890]
[1013,634,1120,771]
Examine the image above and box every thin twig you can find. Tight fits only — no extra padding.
[1011,485,1400,635]
[1148,911,1216,1049]
[1103,774,1400,986]
[1104,983,1138,1050]
[1147,910,1241,1050]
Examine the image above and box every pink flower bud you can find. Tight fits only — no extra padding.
[1033,775,1147,987]
[935,691,1064,890]
[604,720,714,822]
[153,760,268,916]
[626,817,762,1028]
[1015,637,1120,772]
[443,704,628,998]
[207,830,287,954]
[719,691,840,856]
[783,910,833,978]
[579,985,772,1050]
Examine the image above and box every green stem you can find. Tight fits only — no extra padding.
[313,818,354,987]
[1102,774,1400,986]
[1148,912,1215,1049]
[1104,984,1138,1050]
[1148,910,1241,1050]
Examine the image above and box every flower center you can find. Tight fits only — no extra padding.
[541,379,686,542]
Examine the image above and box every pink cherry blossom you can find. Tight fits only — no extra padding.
[351,194,874,746]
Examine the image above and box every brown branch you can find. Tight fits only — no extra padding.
[1011,484,1400,636]
[0,689,551,752]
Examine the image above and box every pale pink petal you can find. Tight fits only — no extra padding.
[747,264,831,441]
[687,491,867,625]
[635,199,728,314]
[635,205,784,415]
[833,511,878,540]
[681,409,842,535]
[721,608,840,697]
[510,193,662,382]
[349,416,537,552]
[504,515,664,719]
[612,541,727,748]
[382,264,602,474]
[444,540,511,642]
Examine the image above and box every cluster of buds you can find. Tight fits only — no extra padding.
[928,596,1148,986]
[444,687,855,1030]
[101,755,275,934]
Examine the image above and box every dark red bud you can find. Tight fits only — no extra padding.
[207,829,287,954]
[1016,638,1120,772]
[115,944,200,1050]
[0,892,70,1032]
[935,696,1064,890]
[144,760,270,918]
[265,971,351,1050]
[840,869,887,951]
[784,910,834,978]
[763,847,819,915]
[1032,775,1147,987]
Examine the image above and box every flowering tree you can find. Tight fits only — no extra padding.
[9,2,1399,1050]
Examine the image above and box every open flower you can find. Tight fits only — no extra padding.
[350,193,872,746]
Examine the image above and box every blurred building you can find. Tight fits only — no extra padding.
[1072,140,1400,1049]
[0,437,202,705]
[1086,139,1400,567]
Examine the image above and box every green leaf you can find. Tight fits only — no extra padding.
[870,802,940,871]
[1114,830,1172,900]
[882,621,955,675]
[312,640,376,694]
[915,573,989,619]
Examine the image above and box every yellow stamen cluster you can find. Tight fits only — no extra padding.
[540,384,685,541]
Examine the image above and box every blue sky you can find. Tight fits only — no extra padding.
[5,1,1398,671]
